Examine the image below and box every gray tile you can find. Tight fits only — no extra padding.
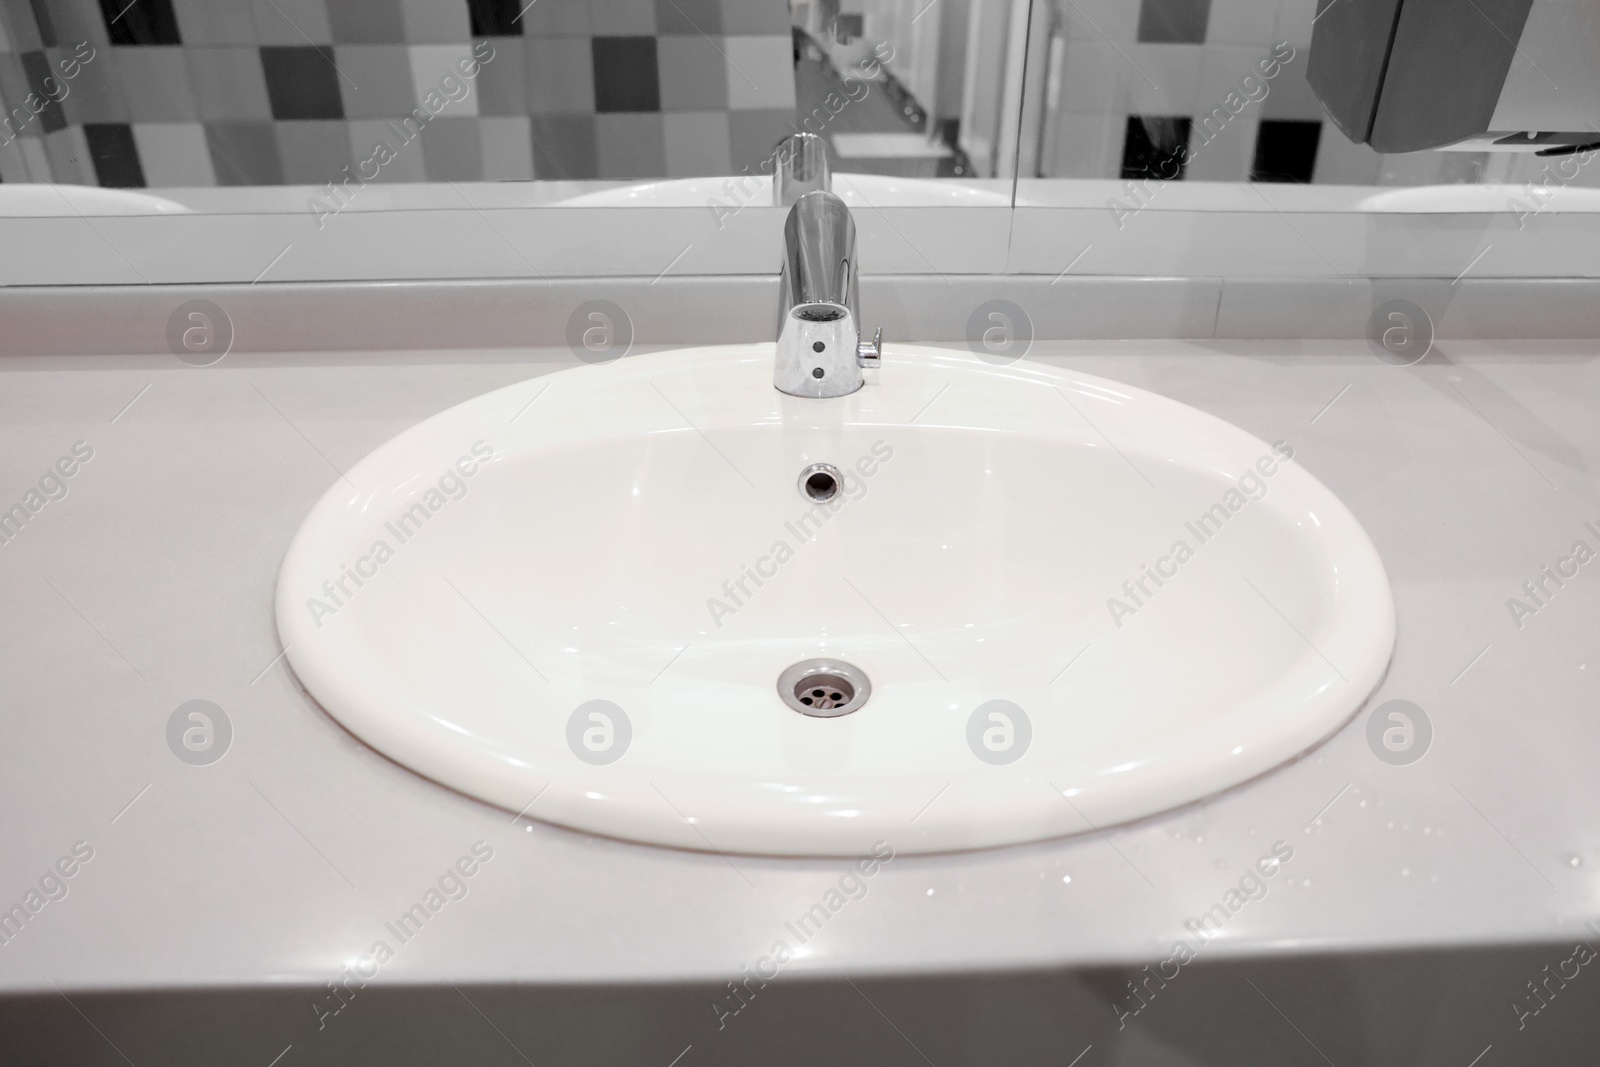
[57,45,128,123]
[480,114,531,178]
[327,0,404,42]
[172,0,259,44]
[206,119,284,183]
[472,36,525,115]
[334,44,416,118]
[519,0,590,36]
[398,0,472,41]
[419,115,481,179]
[1136,0,1211,43]
[187,47,272,120]
[595,111,663,177]
[718,0,788,33]
[529,112,595,177]
[655,0,719,35]
[590,0,654,35]
[133,121,218,185]
[348,117,426,180]
[113,46,200,121]
[42,0,111,46]
[274,117,351,182]
[662,110,729,175]
[251,0,332,45]
[727,108,790,173]
[525,36,592,112]
[657,34,725,111]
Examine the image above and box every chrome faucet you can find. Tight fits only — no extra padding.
[773,140,881,398]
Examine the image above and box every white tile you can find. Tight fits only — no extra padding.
[1273,0,1314,47]
[1187,116,1256,180]
[131,123,217,186]
[1125,43,1203,114]
[481,117,533,181]
[1311,121,1380,184]
[724,36,795,109]
[1059,39,1134,114]
[408,45,479,117]
[1056,0,1140,43]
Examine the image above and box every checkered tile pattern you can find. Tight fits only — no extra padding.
[0,0,796,186]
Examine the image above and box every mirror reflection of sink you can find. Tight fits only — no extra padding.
[1358,183,1600,212]
[554,173,1012,207]
[276,345,1394,856]
[0,184,191,216]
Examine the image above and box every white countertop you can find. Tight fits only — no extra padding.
[1,338,1597,994]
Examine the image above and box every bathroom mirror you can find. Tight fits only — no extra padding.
[0,0,1016,195]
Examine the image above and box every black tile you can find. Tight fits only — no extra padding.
[28,0,57,47]
[1251,119,1322,183]
[1121,116,1191,180]
[20,51,66,134]
[591,37,659,113]
[260,46,345,120]
[655,0,720,35]
[1136,0,1210,43]
[96,0,182,46]
[83,123,146,186]
[467,0,526,37]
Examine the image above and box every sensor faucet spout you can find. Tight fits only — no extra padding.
[774,189,881,398]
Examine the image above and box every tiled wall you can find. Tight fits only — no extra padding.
[0,0,796,186]
[1040,0,1557,186]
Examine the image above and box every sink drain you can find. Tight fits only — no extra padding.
[777,658,871,717]
[797,463,843,503]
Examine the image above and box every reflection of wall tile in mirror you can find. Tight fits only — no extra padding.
[663,110,732,176]
[260,44,345,120]
[398,0,471,43]
[717,0,789,34]
[525,37,595,113]
[473,36,525,114]
[728,108,791,173]
[102,0,183,46]
[724,34,793,110]
[408,43,479,114]
[326,0,405,44]
[205,120,285,184]
[132,120,216,184]
[187,46,273,121]
[348,118,424,181]
[249,0,332,46]
[591,36,660,113]
[171,0,260,46]
[1056,0,1140,42]
[529,113,598,179]
[655,0,720,35]
[592,0,656,36]
[658,35,728,111]
[334,45,416,119]
[480,115,532,179]
[418,115,482,180]
[83,122,145,186]
[1250,119,1321,182]
[274,117,350,183]
[1137,0,1212,44]
[117,45,200,121]
[596,111,665,178]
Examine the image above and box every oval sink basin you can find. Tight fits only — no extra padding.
[276,345,1394,856]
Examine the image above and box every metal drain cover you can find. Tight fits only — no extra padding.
[777,658,871,718]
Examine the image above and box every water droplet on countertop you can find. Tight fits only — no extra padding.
[1062,874,1072,884]
[1565,853,1583,868]
[1214,858,1228,869]
[1194,835,1203,844]
[926,888,935,896]
[1302,878,1312,887]
[1387,821,1395,830]
[1401,868,1410,877]
[1359,799,1368,808]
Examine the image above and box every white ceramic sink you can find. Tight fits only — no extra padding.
[554,173,1012,207]
[276,345,1394,856]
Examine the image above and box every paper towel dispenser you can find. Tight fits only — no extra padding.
[1308,0,1600,154]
